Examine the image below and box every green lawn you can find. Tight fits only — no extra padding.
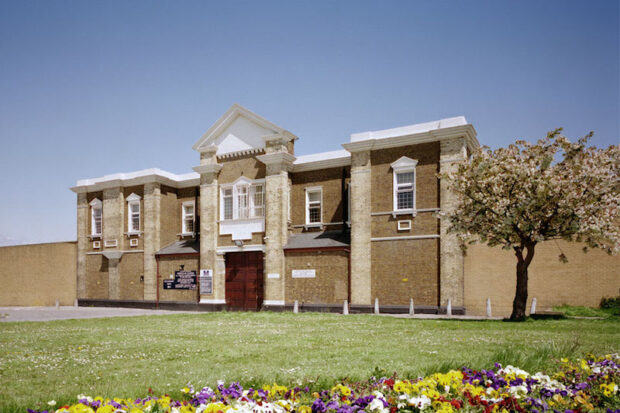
[1,312,618,412]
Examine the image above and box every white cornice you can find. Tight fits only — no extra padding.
[292,150,351,172]
[343,124,478,153]
[70,168,200,193]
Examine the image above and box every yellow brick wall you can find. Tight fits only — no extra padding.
[119,252,144,300]
[0,242,77,306]
[290,167,350,227]
[464,241,620,316]
[157,256,200,303]
[85,254,109,299]
[371,238,439,306]
[285,250,349,304]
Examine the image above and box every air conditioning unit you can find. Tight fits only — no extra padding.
[397,220,412,231]
[93,240,101,249]
[130,238,139,247]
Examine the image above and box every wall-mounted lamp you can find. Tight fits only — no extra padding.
[179,264,185,271]
[234,240,244,247]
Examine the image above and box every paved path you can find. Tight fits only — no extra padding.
[0,306,191,322]
[0,306,506,322]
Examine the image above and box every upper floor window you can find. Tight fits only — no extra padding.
[391,156,418,212]
[126,193,141,233]
[182,201,195,234]
[220,178,265,221]
[305,187,322,225]
[90,198,102,237]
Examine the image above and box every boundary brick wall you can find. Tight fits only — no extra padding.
[464,241,620,317]
[0,241,77,306]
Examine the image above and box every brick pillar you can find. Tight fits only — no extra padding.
[143,182,161,301]
[102,187,124,300]
[76,192,88,299]
[439,137,467,308]
[257,148,295,306]
[193,146,224,303]
[349,150,372,305]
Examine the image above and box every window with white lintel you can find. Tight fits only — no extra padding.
[126,193,141,234]
[90,198,102,237]
[391,156,418,214]
[220,178,265,221]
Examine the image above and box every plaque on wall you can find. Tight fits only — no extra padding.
[292,269,316,278]
[199,269,213,294]
[163,270,197,290]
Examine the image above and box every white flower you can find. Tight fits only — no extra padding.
[408,395,431,409]
[47,400,56,407]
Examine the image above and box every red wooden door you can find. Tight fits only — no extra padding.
[225,252,264,311]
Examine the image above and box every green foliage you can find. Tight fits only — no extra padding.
[554,304,619,318]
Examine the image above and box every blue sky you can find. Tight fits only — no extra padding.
[0,0,618,244]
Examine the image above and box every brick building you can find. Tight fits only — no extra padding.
[71,104,478,313]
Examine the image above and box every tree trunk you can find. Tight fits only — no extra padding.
[510,242,536,321]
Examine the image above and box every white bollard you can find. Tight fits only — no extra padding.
[530,297,537,315]
[74,298,79,308]
[409,298,415,316]
[343,300,349,315]
[55,299,60,309]
[446,298,452,316]
[374,298,380,314]
[486,297,492,318]
[293,300,299,314]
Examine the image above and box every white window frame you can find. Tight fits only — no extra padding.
[220,178,265,221]
[305,186,323,227]
[126,193,141,234]
[391,156,418,216]
[90,198,102,238]
[182,201,195,235]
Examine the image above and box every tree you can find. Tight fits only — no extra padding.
[442,129,620,320]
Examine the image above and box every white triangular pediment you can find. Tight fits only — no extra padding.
[126,193,141,202]
[391,156,418,171]
[193,104,297,156]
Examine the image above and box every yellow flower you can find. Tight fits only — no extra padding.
[204,402,229,413]
[180,405,196,413]
[298,406,312,413]
[95,406,115,413]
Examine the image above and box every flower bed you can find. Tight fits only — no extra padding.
[29,354,618,413]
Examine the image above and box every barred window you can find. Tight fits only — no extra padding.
[395,172,414,210]
[251,184,264,218]
[220,182,265,221]
[391,156,418,212]
[223,188,233,220]
[306,187,322,225]
[182,202,195,234]
[128,202,140,232]
[92,206,102,236]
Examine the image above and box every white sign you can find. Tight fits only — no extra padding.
[267,273,280,279]
[292,269,316,278]
[200,269,213,295]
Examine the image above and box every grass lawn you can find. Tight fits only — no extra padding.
[0,312,618,412]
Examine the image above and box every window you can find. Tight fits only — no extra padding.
[223,188,233,220]
[220,180,265,221]
[391,156,418,213]
[90,198,102,237]
[305,187,322,225]
[182,201,195,234]
[395,172,414,210]
[126,193,141,233]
